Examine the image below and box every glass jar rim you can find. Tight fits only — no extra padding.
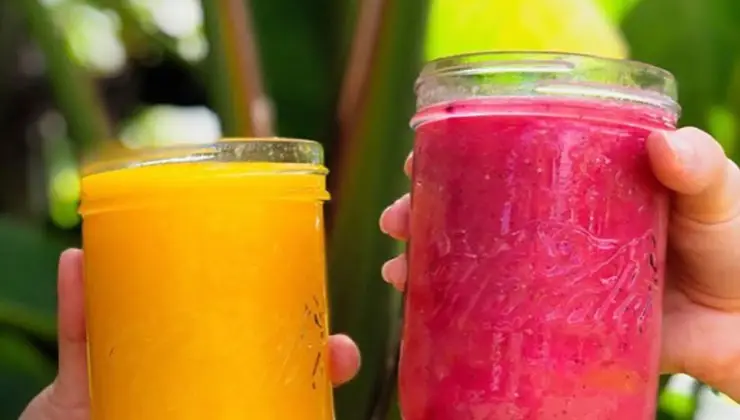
[82,137,327,176]
[414,50,680,114]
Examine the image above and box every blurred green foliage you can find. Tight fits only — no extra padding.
[1,0,740,419]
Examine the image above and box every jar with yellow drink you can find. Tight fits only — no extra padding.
[79,138,334,420]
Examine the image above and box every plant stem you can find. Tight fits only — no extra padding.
[201,0,273,137]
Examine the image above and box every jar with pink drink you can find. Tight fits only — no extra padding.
[400,51,679,420]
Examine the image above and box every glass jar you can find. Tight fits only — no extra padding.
[80,138,334,420]
[400,52,679,420]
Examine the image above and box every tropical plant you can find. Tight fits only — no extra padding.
[1,0,739,419]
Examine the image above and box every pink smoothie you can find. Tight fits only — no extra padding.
[400,97,676,420]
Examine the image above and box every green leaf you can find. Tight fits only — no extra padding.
[707,105,738,157]
[723,57,740,162]
[0,330,55,419]
[0,218,70,339]
[249,0,335,142]
[327,0,429,418]
[385,389,402,420]
[621,0,738,129]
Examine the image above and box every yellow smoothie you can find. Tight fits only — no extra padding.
[79,142,333,420]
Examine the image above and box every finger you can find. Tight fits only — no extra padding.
[661,289,740,402]
[647,127,740,224]
[328,334,360,386]
[404,152,413,178]
[379,193,410,240]
[51,248,89,407]
[648,128,740,306]
[381,253,407,292]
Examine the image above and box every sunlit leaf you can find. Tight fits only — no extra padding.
[43,134,81,229]
[119,105,221,148]
[53,2,127,75]
[88,0,204,65]
[425,0,628,61]
[128,0,203,39]
[595,0,643,23]
[659,374,698,419]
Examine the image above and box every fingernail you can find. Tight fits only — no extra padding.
[381,260,393,283]
[380,196,405,232]
[665,130,695,165]
[379,206,392,233]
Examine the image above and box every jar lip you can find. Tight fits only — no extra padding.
[415,50,679,114]
[419,50,676,82]
[82,137,327,176]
